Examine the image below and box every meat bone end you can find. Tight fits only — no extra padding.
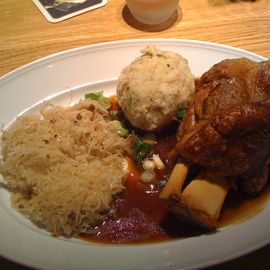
[160,166,230,230]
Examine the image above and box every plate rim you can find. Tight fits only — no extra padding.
[0,38,267,83]
[0,38,269,270]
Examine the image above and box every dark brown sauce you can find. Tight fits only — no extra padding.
[220,182,270,227]
[81,129,270,245]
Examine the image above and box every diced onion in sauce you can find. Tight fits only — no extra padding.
[142,159,155,170]
[140,170,156,183]
[153,154,165,170]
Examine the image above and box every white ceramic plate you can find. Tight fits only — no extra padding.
[0,39,269,270]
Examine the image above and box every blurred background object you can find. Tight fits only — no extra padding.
[126,0,180,25]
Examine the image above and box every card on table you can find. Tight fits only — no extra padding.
[32,0,107,23]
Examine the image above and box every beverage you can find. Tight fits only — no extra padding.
[126,0,180,25]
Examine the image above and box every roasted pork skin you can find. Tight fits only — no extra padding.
[175,58,270,194]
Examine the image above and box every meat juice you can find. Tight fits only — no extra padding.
[81,131,270,244]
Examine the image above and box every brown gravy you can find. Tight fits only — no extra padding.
[220,182,270,227]
[81,134,270,244]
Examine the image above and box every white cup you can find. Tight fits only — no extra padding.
[126,0,180,25]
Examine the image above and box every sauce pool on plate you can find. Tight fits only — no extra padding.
[81,135,204,244]
[81,133,270,244]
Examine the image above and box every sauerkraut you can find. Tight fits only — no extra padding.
[0,99,130,236]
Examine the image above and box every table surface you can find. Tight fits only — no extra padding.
[1,0,270,269]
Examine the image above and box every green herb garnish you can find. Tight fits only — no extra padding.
[98,96,111,110]
[133,139,153,165]
[85,92,111,110]
[117,128,129,137]
[111,120,129,137]
[157,180,167,189]
[177,108,187,119]
[85,92,103,101]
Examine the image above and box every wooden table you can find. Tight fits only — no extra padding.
[1,0,270,269]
